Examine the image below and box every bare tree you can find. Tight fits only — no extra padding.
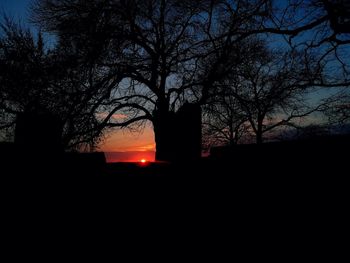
[32,0,229,160]
[322,90,350,125]
[237,49,320,144]
[0,19,50,136]
[201,37,263,148]
[204,41,329,144]
[31,0,350,160]
[202,93,248,149]
[0,19,108,150]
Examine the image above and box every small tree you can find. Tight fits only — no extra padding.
[203,93,248,149]
[204,43,325,145]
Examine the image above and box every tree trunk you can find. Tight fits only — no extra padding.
[153,109,175,162]
[256,132,263,144]
[256,119,263,144]
[153,103,202,162]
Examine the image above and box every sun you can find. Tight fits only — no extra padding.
[138,158,149,166]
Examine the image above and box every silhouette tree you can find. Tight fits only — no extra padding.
[0,19,106,150]
[202,92,249,149]
[233,48,325,144]
[322,91,350,126]
[31,0,350,160]
[32,0,228,160]
[202,38,326,145]
[0,19,51,139]
[201,38,262,148]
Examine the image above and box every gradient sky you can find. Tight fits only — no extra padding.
[2,1,347,162]
[101,126,155,162]
[0,0,156,162]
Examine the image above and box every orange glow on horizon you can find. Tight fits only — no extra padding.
[138,158,151,167]
[104,151,155,163]
[100,125,156,163]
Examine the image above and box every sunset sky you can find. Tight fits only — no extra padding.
[0,0,349,162]
[0,0,156,162]
[101,125,155,162]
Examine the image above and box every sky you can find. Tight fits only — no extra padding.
[2,1,348,162]
[0,0,156,162]
[0,0,31,21]
[101,126,155,162]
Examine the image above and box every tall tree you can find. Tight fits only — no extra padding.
[31,0,350,160]
[32,0,226,160]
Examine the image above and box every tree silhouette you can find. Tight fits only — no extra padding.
[231,48,325,144]
[32,0,229,160]
[31,0,350,160]
[201,38,262,148]
[202,91,249,149]
[0,19,106,150]
[322,91,350,126]
[202,38,329,145]
[0,19,52,140]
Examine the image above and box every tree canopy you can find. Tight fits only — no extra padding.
[0,19,107,150]
[1,0,348,159]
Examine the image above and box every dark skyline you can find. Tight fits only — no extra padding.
[0,0,349,163]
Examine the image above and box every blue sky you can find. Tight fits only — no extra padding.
[0,0,31,22]
[0,0,348,159]
[0,0,57,48]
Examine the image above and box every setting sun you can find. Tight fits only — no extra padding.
[138,158,150,166]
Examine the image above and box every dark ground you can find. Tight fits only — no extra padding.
[1,135,349,199]
[1,137,347,244]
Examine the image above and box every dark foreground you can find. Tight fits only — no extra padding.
[1,135,349,197]
[1,142,347,258]
[1,137,348,236]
